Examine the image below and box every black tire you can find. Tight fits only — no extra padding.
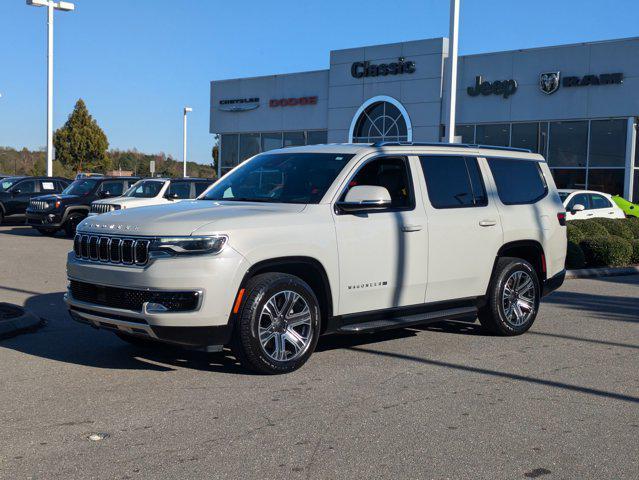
[64,213,84,237]
[231,272,320,374]
[115,332,157,348]
[0,209,4,225]
[36,227,57,236]
[478,257,540,336]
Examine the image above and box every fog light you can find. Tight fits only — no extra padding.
[145,302,168,313]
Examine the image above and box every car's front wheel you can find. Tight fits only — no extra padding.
[232,273,320,374]
[64,213,84,237]
[478,257,540,335]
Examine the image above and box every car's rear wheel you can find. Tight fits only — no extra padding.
[478,257,540,335]
[64,213,84,237]
[232,272,320,374]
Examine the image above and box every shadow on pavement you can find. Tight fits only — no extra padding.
[543,289,639,323]
[0,225,69,239]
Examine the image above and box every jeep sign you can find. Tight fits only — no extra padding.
[467,76,518,99]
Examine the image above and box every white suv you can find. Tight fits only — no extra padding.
[66,143,567,374]
[89,178,214,216]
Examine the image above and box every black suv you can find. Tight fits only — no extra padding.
[0,176,71,224]
[26,176,139,236]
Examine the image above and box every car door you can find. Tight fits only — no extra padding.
[566,193,591,220]
[588,193,620,219]
[6,179,37,214]
[416,155,503,303]
[332,155,428,315]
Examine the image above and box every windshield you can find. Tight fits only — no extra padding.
[0,178,19,191]
[201,153,354,204]
[124,180,166,198]
[62,179,100,196]
[558,192,569,202]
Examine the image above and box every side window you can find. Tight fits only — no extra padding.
[566,193,590,210]
[40,180,56,192]
[101,181,125,196]
[194,182,210,197]
[589,194,612,209]
[419,156,487,209]
[15,180,36,193]
[342,157,414,209]
[167,181,192,199]
[487,158,548,205]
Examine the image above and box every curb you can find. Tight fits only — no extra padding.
[566,266,639,279]
[0,305,44,340]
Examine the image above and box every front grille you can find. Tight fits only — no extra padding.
[69,280,200,312]
[91,203,115,215]
[74,234,150,265]
[29,199,49,211]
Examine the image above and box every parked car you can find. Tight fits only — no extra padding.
[612,195,639,218]
[0,176,71,224]
[25,176,139,236]
[66,143,567,374]
[558,189,625,220]
[89,178,215,216]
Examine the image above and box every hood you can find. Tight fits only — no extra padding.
[77,200,306,236]
[93,197,145,206]
[32,193,80,203]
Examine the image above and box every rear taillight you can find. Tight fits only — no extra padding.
[557,212,566,226]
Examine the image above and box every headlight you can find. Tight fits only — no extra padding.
[149,235,227,257]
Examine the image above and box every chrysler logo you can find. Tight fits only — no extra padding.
[218,97,260,112]
[539,71,561,95]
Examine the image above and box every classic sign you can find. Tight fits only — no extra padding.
[351,57,416,78]
[467,75,518,99]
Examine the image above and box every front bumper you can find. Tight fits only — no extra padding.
[25,210,64,228]
[542,269,565,297]
[65,247,249,347]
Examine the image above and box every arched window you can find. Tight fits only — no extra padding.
[351,98,410,143]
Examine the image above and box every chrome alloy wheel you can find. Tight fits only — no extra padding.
[258,290,313,362]
[501,271,536,327]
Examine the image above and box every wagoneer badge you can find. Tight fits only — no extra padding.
[87,223,140,231]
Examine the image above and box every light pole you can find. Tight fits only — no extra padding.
[27,0,75,177]
[183,106,192,177]
[444,0,460,143]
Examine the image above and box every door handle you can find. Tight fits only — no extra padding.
[401,224,423,232]
[479,220,497,227]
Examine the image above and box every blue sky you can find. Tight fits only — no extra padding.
[1,0,638,165]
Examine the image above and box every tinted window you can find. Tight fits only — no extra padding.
[307,130,328,145]
[221,134,239,170]
[455,125,475,144]
[202,153,354,204]
[239,133,261,162]
[344,157,413,209]
[261,133,282,152]
[126,180,165,198]
[283,131,305,147]
[101,181,124,196]
[15,180,36,193]
[511,123,539,153]
[194,182,211,197]
[420,156,487,209]
[550,169,586,190]
[548,121,588,167]
[475,124,510,147]
[587,169,624,196]
[589,193,612,209]
[566,193,590,210]
[167,182,191,199]
[63,179,100,195]
[589,119,626,167]
[487,158,547,205]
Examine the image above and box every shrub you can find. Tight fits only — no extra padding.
[594,218,634,240]
[580,235,633,267]
[625,218,639,240]
[566,223,585,244]
[566,241,586,269]
[631,239,639,264]
[569,219,609,238]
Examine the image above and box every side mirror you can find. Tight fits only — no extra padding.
[11,189,22,196]
[98,190,111,198]
[166,192,180,200]
[571,204,585,213]
[336,185,392,213]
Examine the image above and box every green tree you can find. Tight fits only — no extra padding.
[53,99,110,173]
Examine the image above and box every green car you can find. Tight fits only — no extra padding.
[612,195,639,218]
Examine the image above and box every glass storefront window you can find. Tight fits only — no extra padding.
[589,119,627,167]
[475,124,509,147]
[221,134,239,169]
[511,123,539,152]
[455,125,474,144]
[548,121,588,167]
[239,133,261,162]
[633,170,639,202]
[539,122,549,159]
[283,131,305,147]
[550,169,586,190]
[307,130,328,145]
[261,133,282,152]
[588,169,625,196]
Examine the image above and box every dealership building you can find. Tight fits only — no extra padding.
[210,36,639,201]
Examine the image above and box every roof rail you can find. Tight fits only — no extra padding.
[373,141,531,153]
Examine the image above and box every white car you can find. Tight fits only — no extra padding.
[66,143,567,374]
[89,178,214,216]
[558,189,625,220]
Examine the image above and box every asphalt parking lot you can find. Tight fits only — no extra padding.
[1,222,638,480]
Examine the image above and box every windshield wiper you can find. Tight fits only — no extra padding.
[206,197,280,203]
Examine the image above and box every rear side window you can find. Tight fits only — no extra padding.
[589,193,612,209]
[194,182,211,197]
[419,156,487,209]
[100,181,125,196]
[168,181,192,199]
[487,158,547,205]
